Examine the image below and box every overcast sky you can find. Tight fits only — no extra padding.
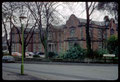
[2,2,114,37]
[55,2,114,25]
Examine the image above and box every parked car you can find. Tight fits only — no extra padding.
[35,52,45,58]
[33,52,38,55]
[26,52,35,56]
[12,52,22,57]
[2,56,15,63]
[35,52,44,55]
[2,50,9,53]
[25,52,35,58]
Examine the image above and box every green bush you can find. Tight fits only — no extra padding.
[33,55,40,58]
[113,46,118,57]
[93,49,109,59]
[57,49,66,59]
[56,53,65,59]
[107,35,118,56]
[48,52,57,58]
[63,44,86,60]
[3,51,9,56]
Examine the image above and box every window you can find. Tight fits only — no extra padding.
[48,32,52,40]
[59,33,61,41]
[26,46,28,52]
[105,30,107,39]
[68,42,73,48]
[33,34,35,43]
[70,28,75,37]
[59,43,62,52]
[33,44,36,52]
[16,44,19,52]
[16,34,20,43]
[12,34,15,43]
[54,44,57,52]
[89,28,93,39]
[98,29,102,40]
[48,43,54,52]
[98,42,102,49]
[103,30,107,40]
[80,27,83,39]
[116,25,118,31]
[12,44,15,52]
[80,41,83,48]
[68,41,76,49]
[38,43,42,52]
[38,34,41,43]
[105,21,109,28]
[110,29,114,35]
[48,44,51,52]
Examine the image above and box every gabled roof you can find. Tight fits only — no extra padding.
[78,18,105,26]
[52,24,66,29]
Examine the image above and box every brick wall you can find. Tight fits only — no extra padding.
[11,14,118,55]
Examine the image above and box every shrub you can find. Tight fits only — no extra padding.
[113,46,118,57]
[33,55,40,58]
[107,35,118,55]
[63,44,86,60]
[57,49,66,59]
[3,51,9,56]
[56,52,65,59]
[48,52,57,58]
[93,49,109,59]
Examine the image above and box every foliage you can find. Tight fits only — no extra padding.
[106,35,118,56]
[33,55,40,58]
[93,49,109,59]
[113,46,118,57]
[56,49,66,59]
[97,2,118,21]
[48,52,57,58]
[63,44,87,59]
[3,51,9,56]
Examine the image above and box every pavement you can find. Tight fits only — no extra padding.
[2,63,118,80]
[15,61,118,66]
[2,70,42,80]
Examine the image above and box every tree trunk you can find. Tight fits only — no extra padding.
[85,2,92,58]
[43,39,48,59]
[8,46,12,56]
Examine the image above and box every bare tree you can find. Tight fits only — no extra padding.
[12,3,37,58]
[97,2,118,22]
[85,2,97,58]
[2,2,37,58]
[2,2,19,56]
[25,2,62,59]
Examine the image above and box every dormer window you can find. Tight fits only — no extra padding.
[104,16,110,28]
[70,26,75,37]
[105,21,109,28]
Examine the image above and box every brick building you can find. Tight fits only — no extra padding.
[11,14,118,55]
[2,35,8,50]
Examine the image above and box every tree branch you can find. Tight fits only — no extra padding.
[89,2,97,16]
[88,2,93,10]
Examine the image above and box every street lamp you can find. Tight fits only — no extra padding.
[19,16,27,75]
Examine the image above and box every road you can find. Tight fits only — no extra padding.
[2,63,118,80]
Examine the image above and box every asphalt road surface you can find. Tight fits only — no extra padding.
[2,63,118,80]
